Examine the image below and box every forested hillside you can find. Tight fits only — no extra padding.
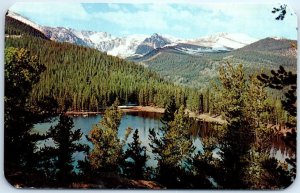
[6,35,203,111]
[129,38,296,88]
[5,14,49,40]
[237,37,296,56]
[5,14,295,115]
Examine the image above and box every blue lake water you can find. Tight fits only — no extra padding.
[34,112,166,167]
[33,111,293,169]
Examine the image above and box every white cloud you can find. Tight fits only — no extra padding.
[90,4,202,36]
[92,4,173,32]
[9,3,297,39]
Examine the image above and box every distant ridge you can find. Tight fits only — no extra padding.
[236,37,297,57]
[6,10,261,58]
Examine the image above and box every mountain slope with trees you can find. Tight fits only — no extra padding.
[5,15,206,111]
[6,34,201,111]
[129,38,296,89]
[5,12,49,40]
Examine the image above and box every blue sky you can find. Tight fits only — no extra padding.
[9,2,297,39]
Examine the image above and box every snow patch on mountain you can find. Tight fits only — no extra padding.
[42,27,147,57]
[189,32,258,51]
[135,33,174,55]
[7,11,259,58]
[107,35,148,57]
[271,36,285,40]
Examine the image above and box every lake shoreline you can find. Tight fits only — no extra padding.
[65,106,225,124]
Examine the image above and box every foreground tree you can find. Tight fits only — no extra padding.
[189,137,219,188]
[214,63,254,189]
[213,63,293,189]
[88,99,123,173]
[240,73,292,189]
[123,129,148,179]
[149,105,195,188]
[269,5,297,182]
[45,115,88,187]
[4,47,57,186]
[272,4,287,20]
[258,66,296,182]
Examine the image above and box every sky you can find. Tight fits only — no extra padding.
[9,2,297,40]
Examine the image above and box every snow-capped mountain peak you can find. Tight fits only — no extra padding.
[145,33,171,46]
[6,11,258,58]
[107,34,148,57]
[189,32,258,50]
[72,30,115,44]
[135,33,174,55]
[42,26,150,57]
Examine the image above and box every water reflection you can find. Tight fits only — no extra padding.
[270,135,295,162]
[33,112,293,168]
[190,119,295,162]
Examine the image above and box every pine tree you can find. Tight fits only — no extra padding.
[48,115,88,187]
[88,99,123,173]
[214,63,254,189]
[124,129,148,179]
[149,105,195,187]
[190,137,219,188]
[160,95,177,125]
[246,74,271,147]
[4,47,57,186]
[199,94,204,113]
[242,75,275,188]
[258,66,296,182]
[213,63,293,189]
[205,89,210,113]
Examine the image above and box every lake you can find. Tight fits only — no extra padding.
[33,111,293,169]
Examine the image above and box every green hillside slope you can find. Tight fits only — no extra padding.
[5,14,49,40]
[129,39,296,88]
[5,36,201,111]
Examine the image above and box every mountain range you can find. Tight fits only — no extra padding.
[6,11,258,58]
[5,10,296,89]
